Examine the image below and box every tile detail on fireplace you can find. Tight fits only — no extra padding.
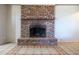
[18,5,57,45]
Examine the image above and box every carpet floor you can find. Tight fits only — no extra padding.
[6,45,68,55]
[0,42,79,55]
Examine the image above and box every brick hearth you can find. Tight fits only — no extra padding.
[18,38,57,45]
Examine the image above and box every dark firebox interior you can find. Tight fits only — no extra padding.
[30,25,46,37]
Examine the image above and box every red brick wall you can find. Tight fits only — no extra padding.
[18,5,57,45]
[21,5,55,38]
[21,5,55,19]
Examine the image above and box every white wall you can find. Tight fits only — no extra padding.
[0,5,8,44]
[14,5,21,42]
[55,5,79,42]
[7,5,21,42]
[13,5,21,42]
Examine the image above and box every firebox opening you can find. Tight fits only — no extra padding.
[30,24,46,37]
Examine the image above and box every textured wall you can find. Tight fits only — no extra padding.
[21,5,54,19]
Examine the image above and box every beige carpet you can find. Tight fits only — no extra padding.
[6,45,68,55]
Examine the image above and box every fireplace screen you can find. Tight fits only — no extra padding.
[30,24,46,37]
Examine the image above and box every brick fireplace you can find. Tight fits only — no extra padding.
[18,5,57,45]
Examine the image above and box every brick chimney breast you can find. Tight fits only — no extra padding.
[18,5,57,45]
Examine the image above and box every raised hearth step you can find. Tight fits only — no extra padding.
[18,38,57,45]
